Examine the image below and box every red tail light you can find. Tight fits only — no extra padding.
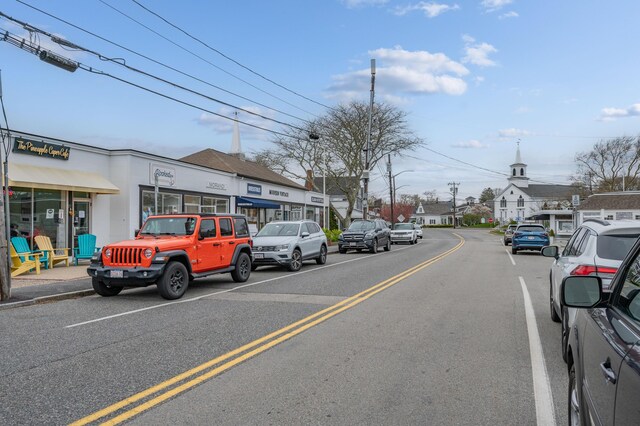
[249,239,253,248]
[570,265,618,276]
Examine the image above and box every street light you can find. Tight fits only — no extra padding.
[390,170,413,225]
[309,133,327,229]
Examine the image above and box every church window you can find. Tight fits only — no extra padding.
[517,196,524,207]
[520,168,524,176]
[512,169,516,176]
[500,197,506,208]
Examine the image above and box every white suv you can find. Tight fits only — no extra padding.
[542,219,640,361]
[251,220,328,272]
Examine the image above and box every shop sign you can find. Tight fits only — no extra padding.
[150,164,176,187]
[247,183,262,195]
[13,137,70,160]
[311,196,323,203]
[206,182,227,191]
[269,189,289,197]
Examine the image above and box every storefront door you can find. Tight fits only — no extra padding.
[73,200,90,251]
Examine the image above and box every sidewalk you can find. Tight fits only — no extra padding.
[0,245,341,310]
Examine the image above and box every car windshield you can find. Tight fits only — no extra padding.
[597,234,640,260]
[517,226,545,233]
[140,217,196,236]
[394,223,413,230]
[348,221,375,231]
[256,223,300,237]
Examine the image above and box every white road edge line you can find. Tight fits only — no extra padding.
[66,245,415,329]
[506,249,516,266]
[519,276,557,426]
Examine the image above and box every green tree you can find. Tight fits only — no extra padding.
[478,187,496,203]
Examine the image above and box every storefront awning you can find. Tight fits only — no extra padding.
[236,196,281,209]
[8,163,120,194]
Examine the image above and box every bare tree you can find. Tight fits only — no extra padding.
[573,136,640,192]
[256,101,424,221]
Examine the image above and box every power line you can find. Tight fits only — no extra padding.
[129,0,335,112]
[10,1,315,123]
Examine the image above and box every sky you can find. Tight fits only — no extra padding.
[1,0,640,202]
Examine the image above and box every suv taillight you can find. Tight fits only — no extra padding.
[570,265,618,276]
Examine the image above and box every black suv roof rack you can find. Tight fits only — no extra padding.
[583,218,610,226]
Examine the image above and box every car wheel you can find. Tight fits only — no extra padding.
[231,252,251,282]
[384,238,391,251]
[511,247,517,255]
[370,239,378,253]
[550,280,561,323]
[157,261,189,300]
[288,249,302,271]
[316,245,327,265]
[92,278,122,297]
[568,363,581,426]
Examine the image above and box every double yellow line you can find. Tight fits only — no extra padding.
[71,236,464,425]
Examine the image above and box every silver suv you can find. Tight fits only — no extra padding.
[542,219,640,361]
[251,220,328,272]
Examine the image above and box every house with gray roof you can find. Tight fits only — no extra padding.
[576,192,640,223]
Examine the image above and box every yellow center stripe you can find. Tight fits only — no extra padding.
[70,236,464,425]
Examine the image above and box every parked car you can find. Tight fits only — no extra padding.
[503,224,517,245]
[561,235,640,425]
[88,214,253,300]
[542,219,640,361]
[338,219,391,253]
[251,220,327,271]
[414,223,423,239]
[390,223,418,245]
[511,223,549,254]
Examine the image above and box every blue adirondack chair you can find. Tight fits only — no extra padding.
[73,233,98,265]
[11,236,47,269]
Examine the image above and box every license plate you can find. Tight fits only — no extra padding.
[350,242,356,247]
[254,253,264,259]
[528,236,535,240]
[111,270,123,278]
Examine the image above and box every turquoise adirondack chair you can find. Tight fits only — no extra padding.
[11,236,47,269]
[73,233,98,265]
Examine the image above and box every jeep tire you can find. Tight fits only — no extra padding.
[231,252,251,282]
[158,261,189,300]
[92,278,123,297]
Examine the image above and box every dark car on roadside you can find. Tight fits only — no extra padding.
[511,223,549,254]
[503,224,517,245]
[562,232,640,425]
[338,219,391,254]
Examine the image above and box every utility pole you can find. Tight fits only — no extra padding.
[362,59,375,219]
[449,182,459,229]
[388,154,393,225]
[0,70,12,300]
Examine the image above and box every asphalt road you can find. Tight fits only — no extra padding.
[0,229,568,425]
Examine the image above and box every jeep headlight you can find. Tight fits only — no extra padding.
[144,248,154,259]
[274,244,290,251]
[104,248,112,259]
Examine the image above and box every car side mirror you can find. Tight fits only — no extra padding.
[541,245,559,259]
[301,231,310,238]
[561,276,602,308]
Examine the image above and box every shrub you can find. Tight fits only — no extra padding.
[323,228,342,242]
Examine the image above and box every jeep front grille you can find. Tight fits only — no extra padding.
[110,247,144,265]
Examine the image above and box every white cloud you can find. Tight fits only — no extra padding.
[599,104,640,121]
[341,0,389,8]
[498,128,531,139]
[452,139,488,149]
[481,0,513,12]
[394,2,460,18]
[499,11,519,19]
[462,36,498,67]
[326,46,469,102]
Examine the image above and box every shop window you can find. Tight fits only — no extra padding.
[142,190,183,220]
[202,196,229,214]
[184,195,201,213]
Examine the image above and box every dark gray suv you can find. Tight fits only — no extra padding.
[338,219,391,254]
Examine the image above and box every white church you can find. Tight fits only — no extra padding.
[493,144,576,235]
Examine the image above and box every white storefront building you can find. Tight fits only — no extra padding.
[6,131,327,252]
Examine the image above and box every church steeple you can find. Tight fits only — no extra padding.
[508,140,529,188]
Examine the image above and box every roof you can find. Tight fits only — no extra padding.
[416,202,452,215]
[312,177,361,196]
[521,184,574,199]
[181,149,306,190]
[578,192,640,210]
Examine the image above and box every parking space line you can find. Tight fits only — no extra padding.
[506,249,516,265]
[519,276,556,426]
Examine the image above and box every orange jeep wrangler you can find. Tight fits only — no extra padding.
[87,214,253,300]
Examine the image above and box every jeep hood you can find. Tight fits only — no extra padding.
[107,237,191,252]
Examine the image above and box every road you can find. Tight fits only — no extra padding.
[0,228,568,425]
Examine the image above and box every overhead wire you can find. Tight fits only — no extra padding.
[129,0,335,112]
[11,1,315,124]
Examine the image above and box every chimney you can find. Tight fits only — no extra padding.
[305,170,314,191]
